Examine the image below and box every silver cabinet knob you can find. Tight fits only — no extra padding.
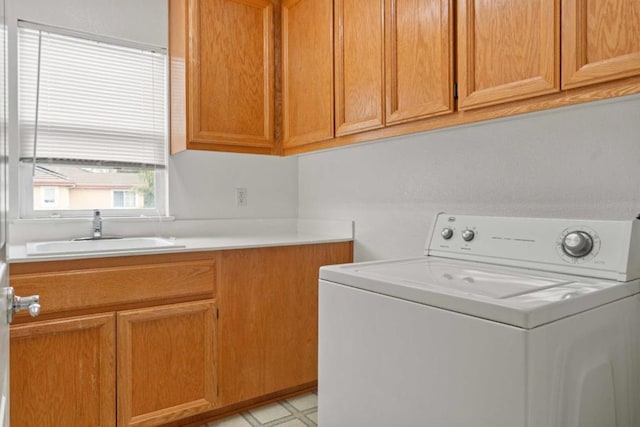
[441,228,453,240]
[462,229,475,242]
[562,231,593,257]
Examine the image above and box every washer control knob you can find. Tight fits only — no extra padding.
[441,228,453,240]
[562,231,593,258]
[461,229,475,242]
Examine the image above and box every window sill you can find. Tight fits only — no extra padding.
[13,215,176,224]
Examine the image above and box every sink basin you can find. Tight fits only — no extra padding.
[26,237,185,256]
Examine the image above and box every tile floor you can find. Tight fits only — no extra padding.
[204,392,318,427]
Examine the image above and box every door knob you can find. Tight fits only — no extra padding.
[6,287,41,324]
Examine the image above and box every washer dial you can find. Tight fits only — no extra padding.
[562,231,593,257]
[556,226,600,263]
[441,228,454,240]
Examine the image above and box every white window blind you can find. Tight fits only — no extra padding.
[19,22,167,168]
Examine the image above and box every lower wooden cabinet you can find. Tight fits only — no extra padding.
[217,243,353,406]
[10,313,116,427]
[9,242,353,426]
[9,252,217,427]
[117,300,217,427]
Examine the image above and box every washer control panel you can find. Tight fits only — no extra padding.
[427,213,640,281]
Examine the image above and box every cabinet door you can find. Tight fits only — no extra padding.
[562,0,640,89]
[217,243,353,406]
[282,0,334,148]
[178,0,275,153]
[117,300,217,427]
[335,0,385,135]
[385,0,454,125]
[10,314,115,427]
[457,0,560,110]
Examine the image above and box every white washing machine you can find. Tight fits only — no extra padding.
[319,214,640,427]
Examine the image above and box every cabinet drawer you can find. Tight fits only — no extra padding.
[10,259,216,318]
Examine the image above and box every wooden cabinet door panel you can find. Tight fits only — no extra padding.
[335,0,385,135]
[261,243,352,392]
[217,243,353,406]
[10,314,115,427]
[117,300,217,427]
[282,0,334,148]
[457,0,560,110]
[187,0,274,149]
[10,258,216,321]
[562,0,640,89]
[385,0,454,124]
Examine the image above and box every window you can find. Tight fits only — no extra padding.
[112,190,137,209]
[40,186,57,206]
[18,22,168,217]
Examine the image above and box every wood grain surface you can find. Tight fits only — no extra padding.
[457,0,560,110]
[216,242,353,406]
[562,0,640,88]
[385,0,454,124]
[284,74,640,155]
[281,0,334,147]
[170,0,640,156]
[11,313,116,427]
[334,0,385,135]
[117,300,217,427]
[170,0,276,154]
[10,258,216,321]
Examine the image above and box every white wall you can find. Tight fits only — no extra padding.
[298,94,640,261]
[169,150,297,219]
[6,0,298,226]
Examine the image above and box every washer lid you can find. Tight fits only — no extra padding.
[320,257,640,329]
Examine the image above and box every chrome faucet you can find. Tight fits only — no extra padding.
[92,210,102,238]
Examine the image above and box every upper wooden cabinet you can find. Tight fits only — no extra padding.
[457,0,560,110]
[278,0,454,149]
[170,0,276,155]
[334,0,453,135]
[281,0,334,148]
[334,0,385,136]
[170,0,640,155]
[386,0,454,124]
[561,0,640,89]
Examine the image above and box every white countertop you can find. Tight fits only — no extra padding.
[8,218,354,263]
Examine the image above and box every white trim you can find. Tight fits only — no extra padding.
[12,216,176,224]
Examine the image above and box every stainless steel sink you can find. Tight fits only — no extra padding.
[26,237,185,256]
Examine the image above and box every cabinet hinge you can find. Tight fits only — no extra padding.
[216,307,219,319]
[453,83,459,99]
